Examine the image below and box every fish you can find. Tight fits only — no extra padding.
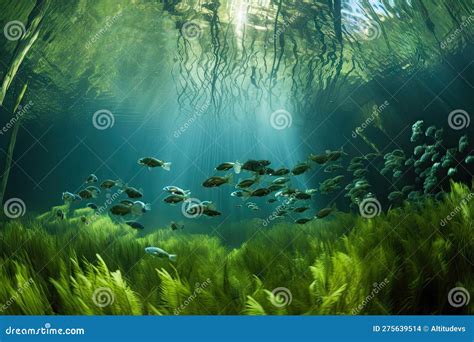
[272,177,290,185]
[78,189,94,199]
[203,174,233,188]
[120,200,134,206]
[414,145,425,156]
[267,184,285,192]
[364,153,380,160]
[465,156,474,164]
[56,209,65,220]
[125,221,144,230]
[85,186,101,197]
[272,168,290,176]
[215,161,242,174]
[62,191,81,203]
[80,216,89,225]
[236,177,258,189]
[324,164,343,173]
[425,125,436,137]
[447,167,457,177]
[265,168,275,175]
[123,187,143,199]
[353,168,368,178]
[293,206,309,213]
[315,206,335,219]
[325,148,346,162]
[163,186,191,196]
[86,174,98,183]
[309,153,329,164]
[388,191,403,202]
[100,179,122,189]
[295,218,312,224]
[292,162,311,175]
[86,203,98,210]
[164,194,188,204]
[138,157,171,171]
[145,247,177,262]
[347,162,364,172]
[294,192,311,200]
[459,135,468,153]
[203,207,222,216]
[110,204,132,216]
[131,201,151,216]
[170,221,184,231]
[305,189,318,195]
[230,190,245,198]
[241,160,270,172]
[393,171,402,178]
[410,120,424,142]
[247,188,271,197]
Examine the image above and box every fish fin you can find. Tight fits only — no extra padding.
[148,167,152,171]
[233,161,242,174]
[162,162,172,171]
[145,203,151,211]
[242,190,252,199]
[168,254,177,262]
[226,173,234,185]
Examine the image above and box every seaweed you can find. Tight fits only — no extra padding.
[0,182,472,315]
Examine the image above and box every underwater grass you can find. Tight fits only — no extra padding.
[0,182,473,315]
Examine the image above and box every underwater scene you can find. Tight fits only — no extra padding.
[0,0,473,316]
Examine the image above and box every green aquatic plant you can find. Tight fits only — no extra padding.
[0,182,473,315]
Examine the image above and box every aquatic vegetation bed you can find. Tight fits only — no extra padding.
[0,182,472,315]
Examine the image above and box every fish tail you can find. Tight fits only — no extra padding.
[162,162,172,171]
[168,254,177,262]
[145,203,151,211]
[226,173,234,184]
[233,161,242,174]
